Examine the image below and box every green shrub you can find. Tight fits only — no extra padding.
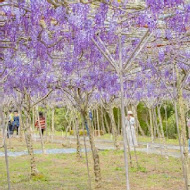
[70,130,74,135]
[70,130,87,136]
[79,130,87,136]
[32,174,48,182]
[94,130,104,136]
[163,113,177,139]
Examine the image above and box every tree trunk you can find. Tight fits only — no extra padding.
[176,76,189,189]
[120,74,130,190]
[93,109,96,136]
[82,115,92,190]
[108,107,119,149]
[157,105,165,139]
[44,106,48,142]
[82,112,102,188]
[148,107,154,142]
[96,108,101,137]
[119,31,130,190]
[23,111,39,176]
[1,108,11,190]
[51,107,55,143]
[32,107,35,131]
[74,115,81,158]
[18,107,24,142]
[132,105,145,136]
[103,112,111,134]
[117,106,121,135]
[100,106,106,134]
[36,106,45,154]
[153,107,160,138]
[157,105,167,157]
[174,101,186,186]
[175,64,190,189]
[164,105,168,139]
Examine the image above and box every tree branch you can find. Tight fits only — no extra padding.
[91,37,119,72]
[32,89,53,107]
[124,30,153,71]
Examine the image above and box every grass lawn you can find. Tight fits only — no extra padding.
[0,138,66,153]
[34,130,179,146]
[0,144,184,190]
[95,134,179,145]
[137,136,179,145]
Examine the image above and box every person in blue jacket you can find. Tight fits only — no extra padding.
[13,110,20,136]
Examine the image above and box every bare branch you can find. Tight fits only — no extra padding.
[92,37,119,72]
[124,30,153,71]
[32,89,53,107]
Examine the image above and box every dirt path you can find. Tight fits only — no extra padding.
[0,134,183,158]
[32,135,183,158]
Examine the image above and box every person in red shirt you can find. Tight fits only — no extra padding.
[35,112,46,135]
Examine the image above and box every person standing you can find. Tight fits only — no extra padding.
[125,111,138,147]
[13,110,20,136]
[7,110,14,138]
[35,112,46,135]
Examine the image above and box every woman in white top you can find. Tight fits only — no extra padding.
[125,111,138,147]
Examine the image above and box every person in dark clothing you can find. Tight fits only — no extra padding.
[7,110,14,138]
[13,110,20,135]
[35,112,46,135]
